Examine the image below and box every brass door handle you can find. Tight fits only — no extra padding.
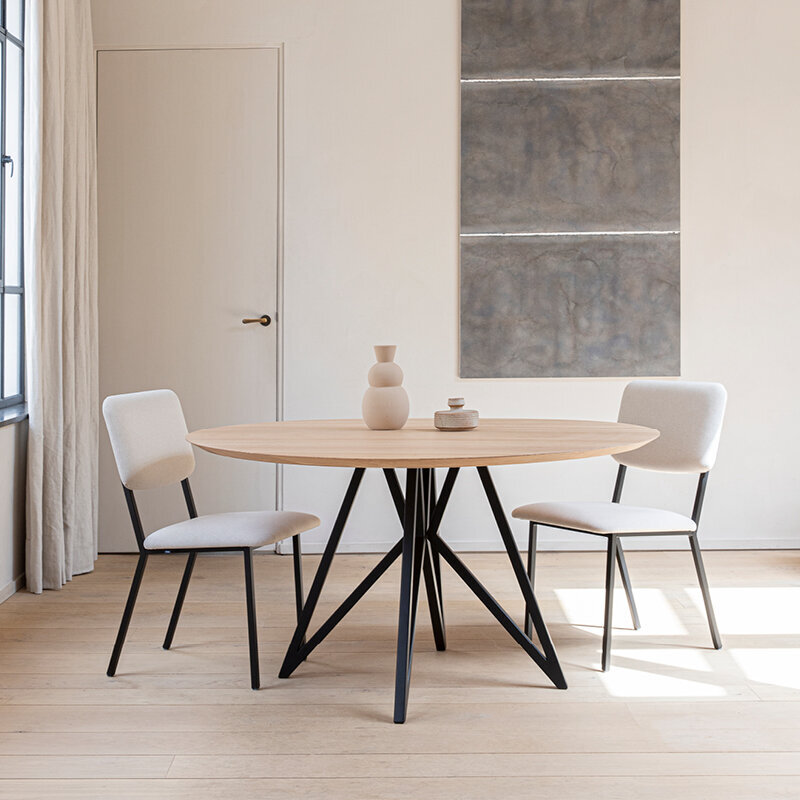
[242,314,272,327]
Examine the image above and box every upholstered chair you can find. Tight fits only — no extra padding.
[513,381,727,670]
[103,389,320,688]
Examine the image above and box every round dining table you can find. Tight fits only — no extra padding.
[188,418,658,723]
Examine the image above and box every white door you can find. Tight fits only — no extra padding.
[97,48,280,551]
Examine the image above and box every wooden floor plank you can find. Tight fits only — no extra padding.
[1,776,800,800]
[0,755,173,779]
[166,751,800,779]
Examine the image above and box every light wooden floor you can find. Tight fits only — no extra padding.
[1,549,799,799]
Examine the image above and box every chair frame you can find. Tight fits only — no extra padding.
[106,478,306,690]
[524,464,722,671]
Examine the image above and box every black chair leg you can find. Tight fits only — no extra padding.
[163,551,197,649]
[601,536,617,671]
[688,533,722,649]
[243,549,260,689]
[108,552,149,677]
[615,541,641,630]
[524,523,537,639]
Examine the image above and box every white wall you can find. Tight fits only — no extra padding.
[92,0,800,553]
[0,421,26,601]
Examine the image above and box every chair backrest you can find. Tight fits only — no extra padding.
[103,389,196,490]
[613,381,727,474]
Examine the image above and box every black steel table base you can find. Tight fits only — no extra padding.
[278,466,567,723]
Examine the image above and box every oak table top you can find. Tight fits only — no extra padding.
[187,418,659,469]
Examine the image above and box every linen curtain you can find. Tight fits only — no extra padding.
[24,0,98,592]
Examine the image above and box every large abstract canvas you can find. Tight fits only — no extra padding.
[460,0,680,378]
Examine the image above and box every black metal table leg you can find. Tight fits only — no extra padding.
[293,539,404,663]
[422,537,446,650]
[278,463,564,722]
[426,470,446,649]
[383,468,405,520]
[429,471,445,620]
[420,467,458,653]
[394,468,422,723]
[279,468,365,678]
[419,469,445,650]
[477,467,566,689]
[408,476,428,663]
[385,468,447,650]
[279,467,456,695]
[430,532,565,688]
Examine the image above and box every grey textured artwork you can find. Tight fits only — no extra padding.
[461,80,679,233]
[462,0,680,78]
[460,0,680,378]
[460,235,680,378]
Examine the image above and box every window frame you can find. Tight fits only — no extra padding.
[0,0,24,411]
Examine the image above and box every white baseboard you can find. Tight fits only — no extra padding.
[0,573,25,604]
[279,538,800,555]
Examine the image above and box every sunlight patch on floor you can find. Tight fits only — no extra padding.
[730,648,800,691]
[686,587,800,635]
[554,588,687,636]
[600,649,726,698]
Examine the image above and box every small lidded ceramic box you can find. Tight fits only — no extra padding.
[434,398,479,431]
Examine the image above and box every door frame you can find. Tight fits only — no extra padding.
[94,43,287,521]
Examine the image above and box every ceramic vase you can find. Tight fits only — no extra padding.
[362,345,409,430]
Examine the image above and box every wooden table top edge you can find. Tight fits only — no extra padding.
[186,418,660,469]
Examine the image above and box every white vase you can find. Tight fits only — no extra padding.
[362,345,409,430]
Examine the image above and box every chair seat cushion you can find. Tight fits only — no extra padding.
[143,510,320,550]
[511,501,696,534]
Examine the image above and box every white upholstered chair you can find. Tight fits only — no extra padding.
[102,389,320,689]
[512,381,727,671]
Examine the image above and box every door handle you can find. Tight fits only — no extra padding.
[242,314,272,327]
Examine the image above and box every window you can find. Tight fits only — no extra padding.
[0,0,23,409]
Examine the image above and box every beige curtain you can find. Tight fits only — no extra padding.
[24,0,98,592]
